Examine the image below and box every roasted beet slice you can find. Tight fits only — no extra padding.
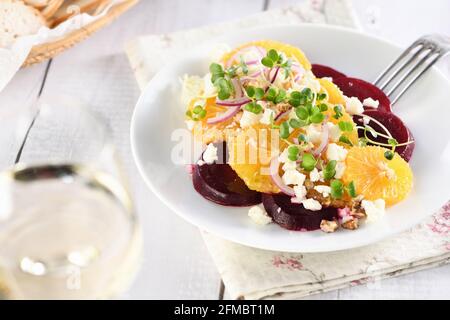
[192,142,261,206]
[311,64,346,80]
[333,77,392,113]
[262,194,338,231]
[353,110,415,162]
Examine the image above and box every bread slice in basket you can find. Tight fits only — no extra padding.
[0,0,47,48]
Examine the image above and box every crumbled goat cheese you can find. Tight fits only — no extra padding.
[378,162,396,180]
[305,124,322,144]
[203,143,218,164]
[327,122,341,142]
[278,149,290,163]
[345,96,364,115]
[302,198,322,211]
[320,220,339,233]
[197,160,205,166]
[240,110,262,128]
[362,199,386,223]
[314,185,331,197]
[294,185,307,200]
[334,162,346,179]
[248,206,272,225]
[363,97,379,109]
[282,160,297,171]
[181,74,204,105]
[260,108,276,125]
[363,116,370,125]
[309,168,321,182]
[282,170,306,186]
[326,143,348,162]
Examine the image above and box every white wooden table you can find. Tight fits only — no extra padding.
[1,0,449,300]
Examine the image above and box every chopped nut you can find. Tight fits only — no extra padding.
[320,220,339,233]
[341,218,359,230]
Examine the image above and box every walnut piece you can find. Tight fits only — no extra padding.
[320,220,339,233]
[341,218,359,230]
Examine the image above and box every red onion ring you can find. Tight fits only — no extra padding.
[216,96,251,107]
[206,105,241,124]
[270,67,280,84]
[225,46,266,68]
[274,110,290,121]
[269,157,295,197]
[313,122,329,157]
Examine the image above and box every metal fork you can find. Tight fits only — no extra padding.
[373,34,450,105]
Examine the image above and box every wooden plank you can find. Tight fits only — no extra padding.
[17,0,265,299]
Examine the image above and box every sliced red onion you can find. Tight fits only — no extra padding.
[338,207,352,223]
[231,78,243,98]
[245,60,258,65]
[206,105,241,125]
[269,157,295,197]
[293,138,299,145]
[274,110,290,121]
[313,123,329,157]
[216,97,251,107]
[240,70,262,82]
[270,67,280,84]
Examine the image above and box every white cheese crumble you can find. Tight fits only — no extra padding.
[314,185,331,197]
[326,143,348,162]
[363,116,370,125]
[345,96,364,115]
[248,206,272,225]
[334,162,346,179]
[260,108,276,125]
[363,97,379,109]
[240,110,262,128]
[302,198,322,211]
[278,149,289,163]
[309,168,321,182]
[327,122,341,143]
[282,170,306,186]
[305,124,322,144]
[203,143,218,164]
[282,160,297,171]
[361,199,386,223]
[293,185,307,200]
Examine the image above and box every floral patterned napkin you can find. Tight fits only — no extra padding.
[126,0,450,300]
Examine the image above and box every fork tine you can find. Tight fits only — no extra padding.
[387,48,439,97]
[378,44,428,90]
[390,52,443,105]
[373,39,424,86]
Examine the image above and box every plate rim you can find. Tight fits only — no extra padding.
[130,23,450,253]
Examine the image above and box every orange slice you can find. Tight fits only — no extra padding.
[221,40,312,71]
[228,124,286,194]
[342,146,413,206]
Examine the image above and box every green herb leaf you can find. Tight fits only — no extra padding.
[245,86,255,98]
[318,103,328,112]
[296,106,309,121]
[333,105,343,119]
[261,57,274,68]
[347,181,357,198]
[254,88,265,100]
[330,180,344,199]
[388,138,399,147]
[301,153,317,172]
[268,49,279,62]
[323,160,337,180]
[384,150,394,160]
[338,121,354,132]
[280,121,290,139]
[339,135,353,146]
[289,118,302,129]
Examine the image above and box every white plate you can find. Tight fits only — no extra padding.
[131,25,450,252]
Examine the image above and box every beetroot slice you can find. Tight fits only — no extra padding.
[192,142,262,207]
[353,110,415,162]
[262,194,338,231]
[333,77,392,113]
[311,64,346,80]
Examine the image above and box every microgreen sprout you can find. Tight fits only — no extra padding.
[301,153,317,172]
[280,121,290,139]
[333,105,343,119]
[288,145,300,161]
[339,135,353,146]
[186,105,207,121]
[261,49,292,78]
[266,87,287,104]
[347,181,357,198]
[330,180,344,199]
[338,121,354,132]
[323,160,337,180]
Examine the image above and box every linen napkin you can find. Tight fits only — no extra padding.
[126,0,450,300]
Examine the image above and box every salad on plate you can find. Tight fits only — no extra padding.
[182,40,415,234]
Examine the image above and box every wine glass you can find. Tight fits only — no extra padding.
[0,96,142,299]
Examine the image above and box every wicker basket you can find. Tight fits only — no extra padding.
[23,0,138,67]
